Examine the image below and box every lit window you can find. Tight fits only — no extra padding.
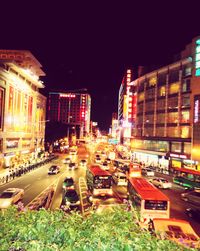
[169,82,180,94]
[159,86,166,96]
[195,61,200,68]
[196,53,200,61]
[195,68,200,76]
[196,45,200,53]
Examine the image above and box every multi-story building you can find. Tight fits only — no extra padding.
[48,91,91,139]
[118,69,137,144]
[130,36,200,172]
[0,50,46,170]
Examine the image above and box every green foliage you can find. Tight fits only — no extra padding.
[0,206,196,251]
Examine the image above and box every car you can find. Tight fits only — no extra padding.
[0,188,25,209]
[48,165,60,174]
[69,149,77,155]
[80,159,87,167]
[149,178,172,189]
[61,189,80,211]
[105,158,111,164]
[141,168,155,177]
[181,189,200,206]
[68,162,78,170]
[186,207,200,222]
[101,161,109,171]
[95,157,101,164]
[62,177,75,190]
[113,172,127,186]
[63,157,71,164]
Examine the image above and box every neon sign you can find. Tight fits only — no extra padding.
[60,94,76,98]
[195,39,200,76]
[194,99,199,123]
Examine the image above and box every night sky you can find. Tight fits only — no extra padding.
[1,1,200,130]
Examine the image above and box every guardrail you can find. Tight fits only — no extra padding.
[26,183,56,210]
[78,177,93,216]
[0,155,58,186]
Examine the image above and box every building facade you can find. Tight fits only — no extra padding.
[0,50,46,170]
[118,69,137,144]
[130,36,200,172]
[48,91,91,139]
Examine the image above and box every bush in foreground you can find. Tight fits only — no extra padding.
[0,207,196,251]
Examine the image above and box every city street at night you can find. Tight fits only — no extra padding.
[1,2,200,250]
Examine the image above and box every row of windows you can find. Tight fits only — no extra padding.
[138,64,192,91]
[134,139,191,154]
[138,80,190,101]
[137,94,190,112]
[137,111,190,124]
[136,126,191,138]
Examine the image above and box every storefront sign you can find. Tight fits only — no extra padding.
[170,153,187,159]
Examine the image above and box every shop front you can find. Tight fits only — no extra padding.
[132,150,169,172]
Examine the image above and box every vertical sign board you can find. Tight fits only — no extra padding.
[193,95,200,162]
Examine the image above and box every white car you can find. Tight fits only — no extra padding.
[69,149,77,155]
[141,168,155,177]
[0,188,25,209]
[80,159,87,167]
[95,157,101,164]
[149,178,172,189]
[68,162,78,170]
[113,172,127,186]
[63,157,71,164]
[48,165,60,174]
[101,161,109,171]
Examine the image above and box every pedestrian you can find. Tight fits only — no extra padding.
[6,175,9,183]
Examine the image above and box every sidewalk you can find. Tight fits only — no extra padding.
[0,155,58,185]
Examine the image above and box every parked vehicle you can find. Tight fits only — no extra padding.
[149,178,172,189]
[181,189,200,206]
[48,165,60,174]
[0,188,24,209]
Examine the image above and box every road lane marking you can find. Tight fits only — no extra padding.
[24,184,31,189]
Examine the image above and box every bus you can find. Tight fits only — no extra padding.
[173,167,200,189]
[151,218,200,249]
[127,178,170,225]
[86,165,113,197]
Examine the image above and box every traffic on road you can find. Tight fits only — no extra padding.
[0,140,200,245]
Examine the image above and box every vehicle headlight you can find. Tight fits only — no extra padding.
[66,201,71,206]
[0,200,11,208]
[76,201,80,205]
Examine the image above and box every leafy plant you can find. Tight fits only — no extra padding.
[0,206,196,251]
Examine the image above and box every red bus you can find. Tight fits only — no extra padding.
[86,165,113,196]
[128,178,170,226]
